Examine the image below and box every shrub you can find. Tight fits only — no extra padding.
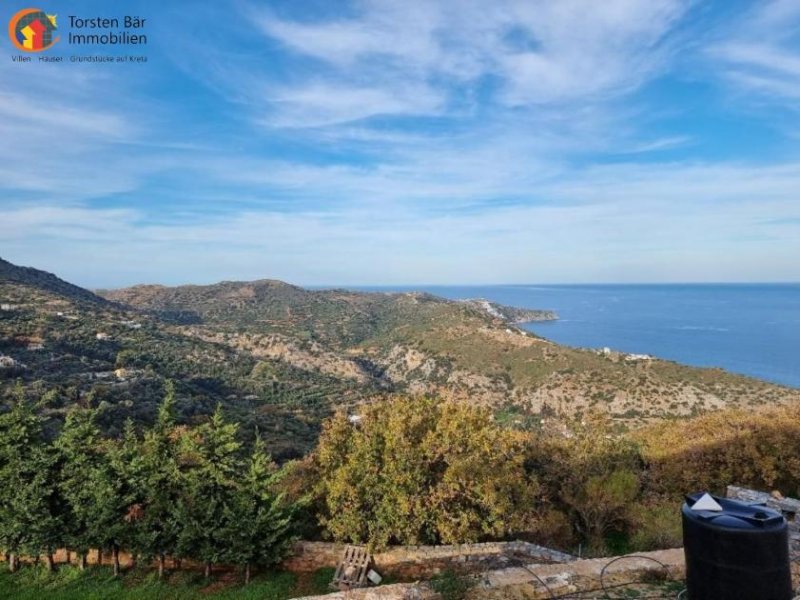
[636,405,800,496]
[531,412,642,548]
[628,500,683,552]
[313,396,540,549]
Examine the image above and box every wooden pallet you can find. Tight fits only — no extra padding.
[332,545,371,589]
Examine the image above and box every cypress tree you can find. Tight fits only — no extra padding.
[175,404,241,578]
[0,385,63,571]
[56,408,103,570]
[223,435,297,584]
[58,409,139,577]
[107,419,146,571]
[138,381,182,577]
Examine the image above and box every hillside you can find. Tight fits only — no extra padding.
[459,298,558,323]
[0,258,111,307]
[3,258,799,457]
[98,283,557,346]
[98,273,800,420]
[1,265,374,458]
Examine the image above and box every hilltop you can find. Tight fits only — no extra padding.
[98,282,556,345]
[0,258,111,307]
[99,276,799,419]
[2,258,799,457]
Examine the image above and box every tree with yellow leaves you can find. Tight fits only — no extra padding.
[313,397,539,550]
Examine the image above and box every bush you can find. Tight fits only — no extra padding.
[636,405,800,497]
[628,500,683,552]
[523,508,575,550]
[531,412,642,548]
[314,396,540,549]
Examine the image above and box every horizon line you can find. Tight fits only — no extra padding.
[92,279,800,291]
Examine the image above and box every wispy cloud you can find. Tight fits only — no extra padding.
[264,81,446,127]
[708,0,800,106]
[4,158,798,286]
[613,135,693,154]
[3,0,799,286]
[254,0,688,124]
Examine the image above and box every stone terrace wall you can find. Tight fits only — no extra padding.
[281,542,344,572]
[374,541,574,579]
[282,540,574,579]
[727,485,800,523]
[475,548,685,600]
[727,485,800,556]
[291,548,685,600]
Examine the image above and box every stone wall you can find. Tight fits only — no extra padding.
[726,485,800,523]
[281,541,346,573]
[726,485,800,556]
[282,540,574,579]
[474,548,685,600]
[290,548,686,600]
[375,541,574,579]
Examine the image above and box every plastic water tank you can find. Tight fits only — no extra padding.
[682,492,792,600]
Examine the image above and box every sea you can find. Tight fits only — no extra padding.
[354,284,800,389]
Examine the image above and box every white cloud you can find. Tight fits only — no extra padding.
[622,136,692,153]
[4,158,798,287]
[0,57,204,202]
[253,0,688,124]
[264,81,445,127]
[0,60,146,200]
[494,0,687,105]
[4,0,797,288]
[0,93,132,139]
[709,1,800,106]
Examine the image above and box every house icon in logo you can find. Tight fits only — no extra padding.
[9,8,59,52]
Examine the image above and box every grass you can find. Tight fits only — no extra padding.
[429,569,474,600]
[0,563,337,600]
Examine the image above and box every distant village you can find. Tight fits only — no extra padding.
[0,302,144,382]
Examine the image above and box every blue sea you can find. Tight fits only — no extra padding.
[357,284,800,389]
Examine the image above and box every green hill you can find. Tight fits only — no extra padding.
[99,275,800,423]
[0,258,111,308]
[2,258,798,458]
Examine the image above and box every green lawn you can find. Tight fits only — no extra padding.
[0,564,337,600]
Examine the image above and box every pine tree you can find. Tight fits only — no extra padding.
[137,381,182,577]
[21,443,63,570]
[56,407,103,570]
[223,435,298,583]
[0,383,29,572]
[92,445,135,576]
[0,385,63,571]
[175,404,241,578]
[107,420,146,571]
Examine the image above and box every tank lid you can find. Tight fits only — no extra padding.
[683,492,786,529]
[690,493,723,511]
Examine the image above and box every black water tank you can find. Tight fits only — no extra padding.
[682,492,793,600]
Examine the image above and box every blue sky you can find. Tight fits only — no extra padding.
[1,0,799,287]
